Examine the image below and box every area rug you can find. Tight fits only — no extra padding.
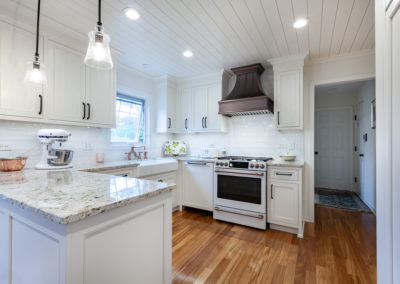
[315,188,372,212]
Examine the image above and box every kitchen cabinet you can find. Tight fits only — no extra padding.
[140,172,179,210]
[0,22,117,128]
[269,55,306,130]
[182,161,214,211]
[175,88,192,132]
[0,23,44,119]
[156,75,176,133]
[85,66,116,126]
[46,40,86,123]
[267,166,303,237]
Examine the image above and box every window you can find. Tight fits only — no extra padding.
[111,94,145,143]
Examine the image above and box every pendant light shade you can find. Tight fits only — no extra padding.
[24,60,47,86]
[84,0,113,70]
[24,0,47,86]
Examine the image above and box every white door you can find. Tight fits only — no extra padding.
[191,86,207,131]
[268,182,299,226]
[276,70,301,128]
[315,107,353,190]
[205,83,221,131]
[86,67,116,126]
[0,23,43,118]
[182,162,213,211]
[46,40,86,122]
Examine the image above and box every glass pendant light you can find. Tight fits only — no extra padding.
[24,0,47,86]
[84,0,113,70]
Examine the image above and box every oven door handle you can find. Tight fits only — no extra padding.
[214,207,264,219]
[187,161,208,166]
[215,169,264,176]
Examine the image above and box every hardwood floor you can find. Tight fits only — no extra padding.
[172,206,376,284]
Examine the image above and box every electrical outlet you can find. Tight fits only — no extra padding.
[83,142,93,151]
[289,143,296,150]
[0,144,12,151]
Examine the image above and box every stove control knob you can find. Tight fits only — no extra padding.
[225,162,229,167]
[250,164,255,168]
[260,164,265,169]
[216,162,220,166]
[255,164,260,169]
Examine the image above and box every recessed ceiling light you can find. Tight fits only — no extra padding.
[124,8,140,20]
[183,50,193,58]
[293,18,308,29]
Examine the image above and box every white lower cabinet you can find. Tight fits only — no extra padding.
[268,166,303,237]
[0,209,9,284]
[182,161,214,211]
[140,172,179,210]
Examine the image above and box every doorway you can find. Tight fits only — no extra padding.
[314,79,376,212]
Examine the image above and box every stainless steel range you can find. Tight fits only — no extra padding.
[213,156,273,230]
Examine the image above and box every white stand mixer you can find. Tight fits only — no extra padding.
[35,129,74,170]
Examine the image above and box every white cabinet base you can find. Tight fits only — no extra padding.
[0,191,172,284]
[270,221,304,238]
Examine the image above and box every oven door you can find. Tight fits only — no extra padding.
[214,168,266,213]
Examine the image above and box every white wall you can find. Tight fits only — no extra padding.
[0,65,171,168]
[303,49,375,222]
[356,80,376,211]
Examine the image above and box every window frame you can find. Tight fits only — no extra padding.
[110,93,146,145]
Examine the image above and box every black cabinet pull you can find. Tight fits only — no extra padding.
[270,184,274,199]
[122,174,128,177]
[185,118,188,130]
[168,117,171,129]
[82,102,86,119]
[87,103,91,120]
[202,117,205,128]
[359,154,364,157]
[276,172,293,176]
[277,111,280,125]
[38,94,43,115]
[205,117,207,128]
[315,152,319,155]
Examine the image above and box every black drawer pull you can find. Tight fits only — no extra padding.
[82,102,86,119]
[38,94,43,115]
[275,172,293,176]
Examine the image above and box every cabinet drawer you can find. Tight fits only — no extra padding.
[269,168,299,181]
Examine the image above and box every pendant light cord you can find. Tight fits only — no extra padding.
[35,0,41,58]
[97,0,102,26]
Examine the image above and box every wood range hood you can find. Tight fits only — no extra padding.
[218,63,274,116]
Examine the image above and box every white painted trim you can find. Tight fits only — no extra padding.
[306,49,375,66]
[305,73,375,222]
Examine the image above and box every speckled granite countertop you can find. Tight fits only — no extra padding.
[77,160,141,172]
[267,159,304,168]
[0,169,173,225]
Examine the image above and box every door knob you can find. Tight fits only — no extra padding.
[315,152,319,155]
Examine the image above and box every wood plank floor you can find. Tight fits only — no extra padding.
[172,206,376,284]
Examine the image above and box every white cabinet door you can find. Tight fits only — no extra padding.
[166,85,176,132]
[275,70,302,129]
[268,181,299,227]
[0,24,43,118]
[205,83,223,131]
[191,86,207,132]
[175,88,191,132]
[86,67,116,126]
[46,40,86,122]
[182,162,214,211]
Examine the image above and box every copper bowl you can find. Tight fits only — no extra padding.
[0,157,28,171]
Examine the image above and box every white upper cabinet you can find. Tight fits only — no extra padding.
[191,85,208,132]
[0,21,117,128]
[175,88,191,132]
[0,23,44,119]
[174,71,229,133]
[156,76,177,133]
[46,40,86,123]
[85,66,116,126]
[269,55,306,130]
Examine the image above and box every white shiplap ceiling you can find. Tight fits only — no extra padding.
[0,0,375,77]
